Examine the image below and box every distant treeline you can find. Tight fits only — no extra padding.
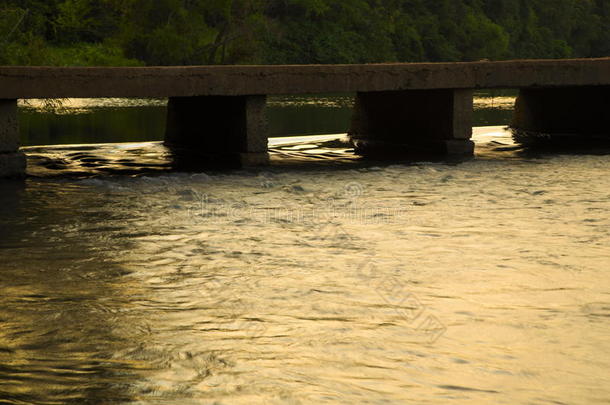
[1,0,609,66]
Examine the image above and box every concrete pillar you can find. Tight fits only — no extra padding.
[348,89,474,157]
[511,86,610,144]
[0,99,26,178]
[165,95,268,168]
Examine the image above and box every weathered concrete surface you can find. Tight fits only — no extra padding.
[0,99,19,153]
[349,89,474,156]
[0,152,26,177]
[1,58,609,99]
[165,95,268,167]
[512,86,610,134]
[0,99,25,178]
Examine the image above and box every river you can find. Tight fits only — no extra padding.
[0,94,608,404]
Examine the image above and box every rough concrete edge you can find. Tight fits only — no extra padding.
[0,151,27,178]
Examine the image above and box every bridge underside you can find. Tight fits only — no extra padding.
[348,89,474,158]
[511,86,610,145]
[165,96,269,168]
[1,85,609,177]
[161,89,476,168]
[156,85,608,173]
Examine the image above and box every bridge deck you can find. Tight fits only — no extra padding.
[1,58,609,99]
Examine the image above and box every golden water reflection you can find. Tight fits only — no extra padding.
[1,129,609,403]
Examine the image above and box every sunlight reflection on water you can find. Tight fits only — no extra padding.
[3,88,610,404]
[1,126,609,404]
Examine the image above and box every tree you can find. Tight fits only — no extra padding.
[121,0,268,65]
[1,0,609,66]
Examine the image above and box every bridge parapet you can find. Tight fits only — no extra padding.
[1,58,609,98]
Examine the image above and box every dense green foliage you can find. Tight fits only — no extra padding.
[1,0,608,66]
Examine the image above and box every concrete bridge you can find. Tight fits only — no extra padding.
[1,58,609,177]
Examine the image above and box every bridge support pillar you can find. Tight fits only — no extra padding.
[348,89,474,158]
[0,99,26,178]
[165,95,268,168]
[511,86,610,145]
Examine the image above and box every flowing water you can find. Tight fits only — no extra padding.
[0,95,609,404]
